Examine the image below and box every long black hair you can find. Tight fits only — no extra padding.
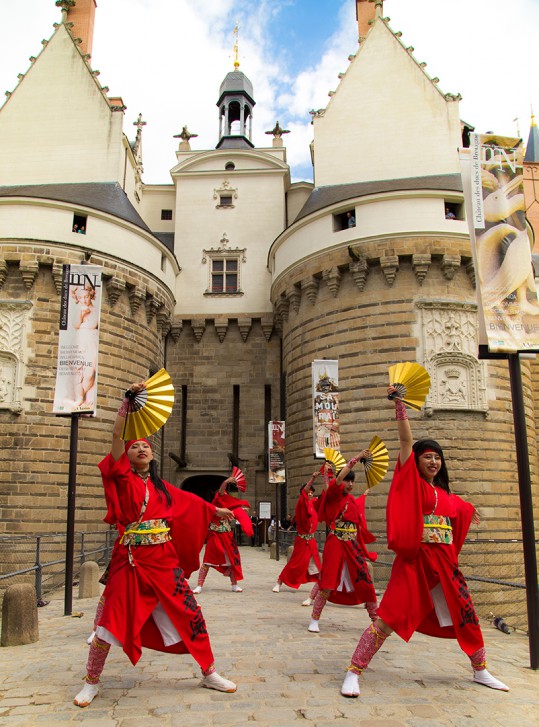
[412,438,451,493]
[149,459,172,507]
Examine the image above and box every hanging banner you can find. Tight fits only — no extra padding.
[312,359,339,457]
[268,420,286,483]
[52,264,103,415]
[464,133,539,352]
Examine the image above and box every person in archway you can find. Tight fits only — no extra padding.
[340,386,509,697]
[73,382,237,708]
[193,477,253,594]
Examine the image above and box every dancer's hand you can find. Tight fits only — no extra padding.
[387,385,402,400]
[472,509,481,525]
[216,507,234,521]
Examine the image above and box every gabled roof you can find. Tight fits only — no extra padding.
[0,182,151,233]
[296,174,463,221]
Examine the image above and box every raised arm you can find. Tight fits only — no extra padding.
[111,381,146,461]
[388,385,413,464]
[335,450,370,486]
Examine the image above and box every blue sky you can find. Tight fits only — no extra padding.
[1,1,538,183]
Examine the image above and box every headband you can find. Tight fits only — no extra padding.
[125,438,151,452]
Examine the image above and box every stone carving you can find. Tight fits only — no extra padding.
[417,301,487,413]
[214,319,229,343]
[238,317,252,342]
[380,255,399,286]
[0,301,32,412]
[301,276,319,305]
[323,267,342,297]
[349,257,369,292]
[412,253,431,286]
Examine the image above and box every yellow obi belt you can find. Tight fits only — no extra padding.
[422,514,453,544]
[209,520,231,533]
[121,519,171,546]
[333,520,357,542]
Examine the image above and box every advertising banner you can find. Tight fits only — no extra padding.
[52,264,103,415]
[465,133,539,352]
[268,420,286,483]
[312,359,339,457]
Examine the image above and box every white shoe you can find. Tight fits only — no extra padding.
[231,585,243,592]
[86,630,95,645]
[74,681,99,707]
[341,670,360,698]
[308,618,320,633]
[473,669,509,691]
[302,598,312,607]
[272,583,280,593]
[192,585,202,594]
[201,671,237,693]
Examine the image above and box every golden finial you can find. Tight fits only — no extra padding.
[233,23,240,70]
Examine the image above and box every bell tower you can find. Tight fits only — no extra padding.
[216,25,255,149]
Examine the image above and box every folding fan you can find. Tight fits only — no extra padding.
[231,466,247,492]
[387,362,430,411]
[360,435,389,489]
[121,368,175,440]
[324,447,346,474]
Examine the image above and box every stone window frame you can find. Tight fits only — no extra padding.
[213,180,238,209]
[202,234,246,297]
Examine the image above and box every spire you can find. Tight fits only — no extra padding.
[233,23,240,70]
[525,110,539,163]
[132,113,147,157]
[356,0,382,44]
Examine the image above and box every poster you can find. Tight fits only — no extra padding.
[268,420,286,483]
[52,264,103,414]
[465,133,539,352]
[312,359,339,457]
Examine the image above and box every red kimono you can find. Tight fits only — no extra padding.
[317,477,377,606]
[96,452,217,670]
[201,491,253,581]
[277,488,322,589]
[378,453,484,656]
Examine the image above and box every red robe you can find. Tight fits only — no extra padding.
[277,488,322,589]
[318,477,377,606]
[378,453,484,655]
[201,491,253,581]
[97,452,217,669]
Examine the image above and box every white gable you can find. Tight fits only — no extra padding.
[313,19,462,186]
[0,24,125,186]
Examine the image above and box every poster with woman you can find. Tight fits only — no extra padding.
[52,264,103,415]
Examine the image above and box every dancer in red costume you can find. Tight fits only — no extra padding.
[74,382,237,708]
[308,457,378,633]
[193,477,253,594]
[272,471,322,594]
[340,386,509,697]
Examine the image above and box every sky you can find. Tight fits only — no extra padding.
[1,0,538,184]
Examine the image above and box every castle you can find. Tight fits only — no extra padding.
[1,1,538,624]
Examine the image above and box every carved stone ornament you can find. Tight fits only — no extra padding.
[416,301,487,414]
[301,276,319,305]
[0,300,32,412]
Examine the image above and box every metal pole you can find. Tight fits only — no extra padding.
[274,481,280,562]
[508,354,539,670]
[34,536,42,601]
[64,414,79,616]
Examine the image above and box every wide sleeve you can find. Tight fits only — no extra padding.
[97,452,132,526]
[386,453,424,560]
[168,488,216,578]
[450,495,476,555]
[294,488,313,532]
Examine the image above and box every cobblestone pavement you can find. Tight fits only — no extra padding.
[0,547,537,726]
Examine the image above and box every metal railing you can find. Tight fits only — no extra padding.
[0,530,114,601]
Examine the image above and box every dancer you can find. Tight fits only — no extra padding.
[340,386,509,697]
[272,470,322,594]
[193,477,253,594]
[73,382,237,708]
[308,457,378,632]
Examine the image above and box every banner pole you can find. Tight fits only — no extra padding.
[64,414,79,616]
[274,481,280,562]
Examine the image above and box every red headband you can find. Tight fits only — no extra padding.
[125,438,151,452]
[421,448,438,455]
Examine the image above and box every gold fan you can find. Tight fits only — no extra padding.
[360,435,389,489]
[324,447,346,474]
[388,362,430,411]
[122,368,175,440]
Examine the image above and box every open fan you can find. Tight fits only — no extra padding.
[388,362,430,411]
[360,435,389,489]
[231,466,247,492]
[324,447,346,474]
[122,368,175,440]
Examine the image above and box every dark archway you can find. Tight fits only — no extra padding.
[180,473,241,503]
